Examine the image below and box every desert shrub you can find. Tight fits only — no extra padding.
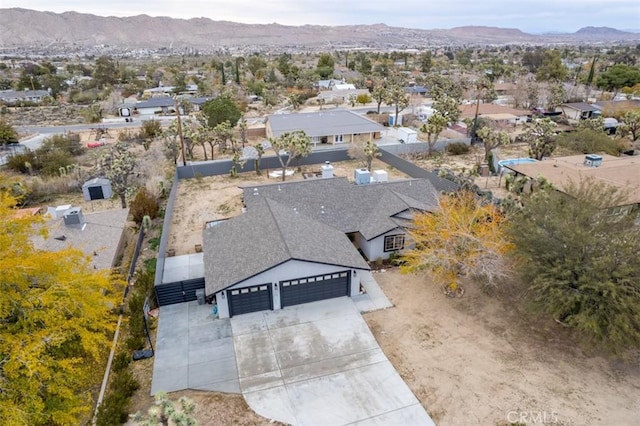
[37,149,74,176]
[6,151,38,174]
[41,133,84,156]
[446,142,471,155]
[139,119,162,140]
[112,351,131,373]
[130,187,160,224]
[96,370,139,426]
[28,175,82,202]
[118,128,139,143]
[557,129,626,156]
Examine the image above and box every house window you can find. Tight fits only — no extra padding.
[334,134,344,143]
[384,234,405,252]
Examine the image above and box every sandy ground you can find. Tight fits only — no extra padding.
[167,158,409,255]
[365,269,640,426]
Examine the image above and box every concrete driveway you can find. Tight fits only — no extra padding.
[231,296,434,425]
[151,301,240,395]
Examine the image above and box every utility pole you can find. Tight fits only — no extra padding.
[174,96,187,166]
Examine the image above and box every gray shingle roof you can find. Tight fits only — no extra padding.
[203,197,369,294]
[561,102,599,112]
[267,110,385,138]
[243,177,439,240]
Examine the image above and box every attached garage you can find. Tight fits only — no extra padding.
[280,271,350,308]
[204,197,370,319]
[228,283,273,317]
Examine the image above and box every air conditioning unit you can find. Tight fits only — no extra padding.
[372,170,388,183]
[584,154,603,167]
[354,168,371,185]
[63,207,84,227]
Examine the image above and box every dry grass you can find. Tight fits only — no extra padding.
[365,269,640,426]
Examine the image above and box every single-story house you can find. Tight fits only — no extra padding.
[318,88,370,104]
[316,79,346,90]
[0,89,50,103]
[203,176,442,318]
[134,96,212,115]
[503,154,640,214]
[266,109,385,146]
[556,102,600,121]
[459,103,530,125]
[31,207,130,271]
[404,86,429,96]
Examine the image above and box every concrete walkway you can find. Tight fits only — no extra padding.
[231,297,434,425]
[352,270,394,313]
[151,302,240,395]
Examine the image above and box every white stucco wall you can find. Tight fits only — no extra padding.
[214,259,364,318]
[358,229,406,261]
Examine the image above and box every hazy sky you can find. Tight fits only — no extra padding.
[2,1,639,33]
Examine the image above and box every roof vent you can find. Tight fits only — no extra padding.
[584,154,602,167]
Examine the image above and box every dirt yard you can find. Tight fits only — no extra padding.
[365,269,640,426]
[167,158,409,255]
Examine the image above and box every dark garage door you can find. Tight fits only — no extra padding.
[228,284,273,317]
[280,271,350,308]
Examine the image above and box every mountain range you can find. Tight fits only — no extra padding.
[0,8,638,51]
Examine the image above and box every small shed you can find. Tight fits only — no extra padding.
[82,178,112,201]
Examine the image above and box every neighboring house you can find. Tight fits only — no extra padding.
[266,109,385,146]
[503,154,640,214]
[317,78,345,90]
[404,85,429,96]
[134,96,211,115]
[459,103,530,125]
[143,84,198,96]
[318,88,370,104]
[31,206,130,271]
[556,102,600,121]
[203,176,441,318]
[0,89,50,103]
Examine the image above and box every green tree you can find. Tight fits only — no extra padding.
[401,191,512,295]
[419,51,432,72]
[536,50,568,82]
[0,194,119,425]
[428,75,464,125]
[619,110,640,141]
[520,118,558,160]
[508,180,640,353]
[476,126,511,162]
[372,84,387,114]
[557,129,625,156]
[596,64,640,99]
[386,78,410,126]
[96,141,137,208]
[201,95,241,129]
[420,113,448,156]
[0,119,19,145]
[316,53,335,78]
[269,130,312,181]
[92,56,118,88]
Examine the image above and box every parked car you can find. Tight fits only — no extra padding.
[87,138,107,148]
